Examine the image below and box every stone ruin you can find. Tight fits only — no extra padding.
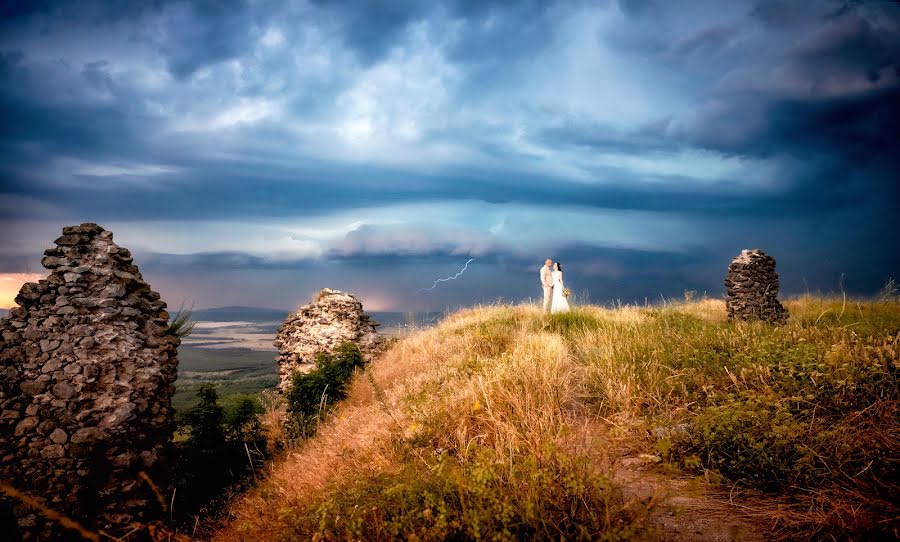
[725,249,789,323]
[0,224,179,540]
[275,288,384,391]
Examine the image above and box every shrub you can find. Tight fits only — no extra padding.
[174,384,268,527]
[671,332,899,487]
[284,342,365,438]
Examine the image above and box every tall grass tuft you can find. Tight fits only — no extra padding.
[167,302,196,338]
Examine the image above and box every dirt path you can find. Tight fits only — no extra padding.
[615,455,770,541]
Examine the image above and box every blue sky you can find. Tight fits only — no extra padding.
[1,0,898,311]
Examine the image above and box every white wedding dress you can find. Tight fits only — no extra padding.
[550,270,570,313]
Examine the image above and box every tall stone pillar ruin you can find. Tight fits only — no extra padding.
[0,223,180,540]
[274,288,384,392]
[724,249,789,324]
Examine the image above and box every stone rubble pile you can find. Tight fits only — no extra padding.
[724,249,789,323]
[275,288,384,391]
[0,223,179,540]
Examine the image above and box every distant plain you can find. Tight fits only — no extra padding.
[173,307,444,414]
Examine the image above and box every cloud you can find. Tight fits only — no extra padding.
[0,0,897,309]
[328,222,503,260]
[138,251,316,271]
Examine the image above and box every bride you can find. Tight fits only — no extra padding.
[550,262,570,313]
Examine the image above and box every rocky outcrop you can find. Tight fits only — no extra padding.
[0,223,179,540]
[725,249,789,323]
[275,288,384,391]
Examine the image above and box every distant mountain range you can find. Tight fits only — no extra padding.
[189,306,291,322]
[0,308,8,318]
[189,306,444,329]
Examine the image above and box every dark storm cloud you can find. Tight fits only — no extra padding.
[308,0,428,65]
[0,0,261,78]
[616,0,657,17]
[307,0,556,65]
[0,155,872,223]
[684,11,900,159]
[152,0,266,78]
[0,0,898,309]
[137,250,315,271]
[677,4,900,227]
[669,24,739,56]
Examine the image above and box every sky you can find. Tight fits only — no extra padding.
[0,0,898,311]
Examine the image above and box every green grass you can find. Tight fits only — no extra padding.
[214,297,900,542]
[304,445,643,542]
[562,297,899,539]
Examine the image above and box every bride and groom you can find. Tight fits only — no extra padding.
[540,258,570,314]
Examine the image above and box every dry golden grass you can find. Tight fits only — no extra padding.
[211,297,900,541]
[213,304,648,541]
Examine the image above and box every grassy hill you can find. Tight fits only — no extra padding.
[210,297,899,541]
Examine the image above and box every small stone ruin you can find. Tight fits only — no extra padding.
[275,288,384,391]
[725,249,789,323]
[0,223,179,540]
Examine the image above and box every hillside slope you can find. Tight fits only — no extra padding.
[211,298,899,541]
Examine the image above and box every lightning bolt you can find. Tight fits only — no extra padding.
[417,259,475,293]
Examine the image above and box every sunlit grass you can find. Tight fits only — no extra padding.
[212,296,899,541]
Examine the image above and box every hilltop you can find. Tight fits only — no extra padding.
[210,297,899,541]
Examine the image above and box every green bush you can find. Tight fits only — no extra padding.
[174,384,268,525]
[659,325,900,539]
[284,342,365,438]
[671,332,899,490]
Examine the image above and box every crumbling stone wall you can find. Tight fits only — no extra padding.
[275,288,384,391]
[0,223,179,540]
[725,249,789,323]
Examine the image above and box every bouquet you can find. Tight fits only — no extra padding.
[563,287,571,298]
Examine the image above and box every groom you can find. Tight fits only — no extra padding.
[540,258,554,313]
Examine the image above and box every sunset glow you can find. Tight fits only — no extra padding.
[0,274,44,309]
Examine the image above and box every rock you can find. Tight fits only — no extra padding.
[40,444,65,459]
[51,382,75,400]
[275,288,385,391]
[70,324,94,337]
[724,249,789,324]
[14,417,38,436]
[103,284,126,298]
[39,339,60,352]
[53,234,83,246]
[40,357,61,372]
[71,426,107,444]
[20,380,46,395]
[0,223,180,540]
[41,256,62,268]
[63,223,104,235]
